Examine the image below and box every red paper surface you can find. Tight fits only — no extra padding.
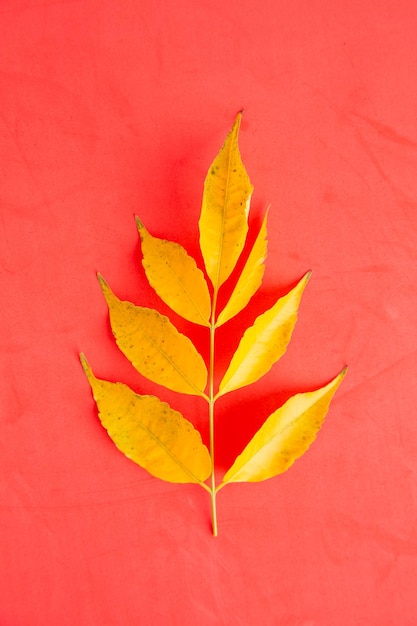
[1,1,417,624]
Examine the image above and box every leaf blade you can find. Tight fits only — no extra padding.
[99,276,208,397]
[220,368,347,485]
[81,356,211,485]
[199,112,254,291]
[216,210,268,327]
[218,272,311,397]
[136,218,211,327]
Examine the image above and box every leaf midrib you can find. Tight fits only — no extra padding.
[118,309,208,399]
[220,301,295,394]
[223,394,328,483]
[151,250,210,326]
[113,399,209,485]
[214,129,235,295]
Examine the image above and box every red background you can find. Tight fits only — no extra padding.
[1,1,417,624]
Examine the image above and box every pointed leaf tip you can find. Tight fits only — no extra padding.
[97,272,107,288]
[339,365,348,379]
[135,215,144,230]
[235,110,243,126]
[79,352,89,373]
[80,354,97,388]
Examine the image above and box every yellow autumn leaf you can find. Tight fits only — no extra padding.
[81,113,348,535]
[80,356,211,485]
[136,218,211,327]
[217,272,311,397]
[99,275,208,398]
[219,368,347,486]
[199,112,254,292]
[216,210,268,327]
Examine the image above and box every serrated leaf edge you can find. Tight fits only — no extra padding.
[80,354,212,489]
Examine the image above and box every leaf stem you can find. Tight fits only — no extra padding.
[209,291,218,536]
[209,393,217,536]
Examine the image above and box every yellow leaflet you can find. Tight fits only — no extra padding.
[216,210,268,327]
[99,276,208,397]
[80,356,211,485]
[136,218,211,327]
[219,368,347,486]
[199,112,254,292]
[218,272,311,397]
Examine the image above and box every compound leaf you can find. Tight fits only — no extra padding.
[216,210,268,327]
[80,114,347,535]
[136,217,211,327]
[219,368,347,486]
[81,355,211,485]
[99,275,208,397]
[199,112,254,292]
[218,272,311,397]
